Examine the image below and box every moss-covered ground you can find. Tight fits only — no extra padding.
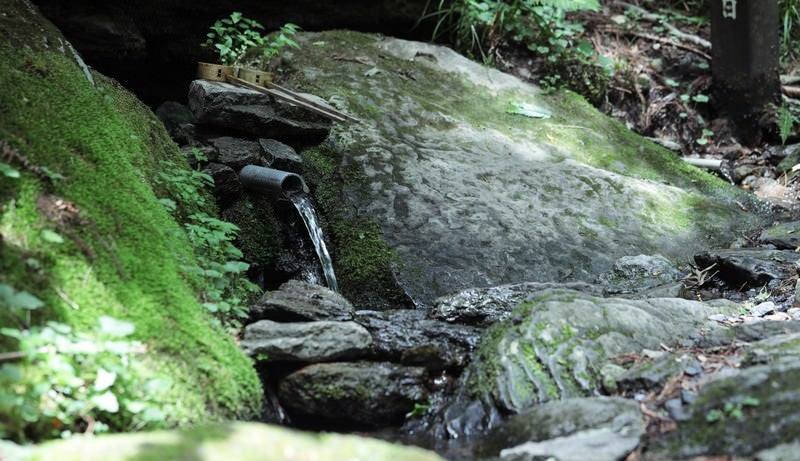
[0,2,262,435]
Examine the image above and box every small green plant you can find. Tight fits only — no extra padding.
[779,0,800,58]
[695,128,714,146]
[405,402,431,418]
[778,105,796,145]
[0,316,171,441]
[155,157,258,326]
[705,396,760,424]
[202,12,300,66]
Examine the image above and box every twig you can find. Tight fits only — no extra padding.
[615,1,711,50]
[0,351,27,362]
[783,86,800,98]
[620,30,711,61]
[683,157,722,170]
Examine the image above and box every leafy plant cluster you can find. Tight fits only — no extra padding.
[155,149,258,325]
[0,285,171,441]
[424,2,599,63]
[202,11,300,66]
[705,396,760,423]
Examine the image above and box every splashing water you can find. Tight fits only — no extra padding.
[289,193,339,292]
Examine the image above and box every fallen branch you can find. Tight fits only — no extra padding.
[783,85,800,98]
[683,157,722,170]
[615,1,711,50]
[781,75,800,85]
[0,351,27,363]
[622,30,711,61]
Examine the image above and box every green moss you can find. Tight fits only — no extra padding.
[226,195,281,268]
[0,7,262,438]
[299,141,407,309]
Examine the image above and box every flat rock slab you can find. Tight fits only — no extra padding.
[479,397,645,461]
[188,79,330,143]
[278,361,428,427]
[284,31,766,307]
[758,220,800,249]
[249,279,355,322]
[354,309,483,369]
[22,422,444,461]
[241,319,371,362]
[431,282,602,326]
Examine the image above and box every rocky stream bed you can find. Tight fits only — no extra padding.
[143,30,800,460]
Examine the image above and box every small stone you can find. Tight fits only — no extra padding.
[764,312,791,321]
[684,360,702,377]
[787,307,800,320]
[751,301,776,317]
[208,137,263,169]
[664,398,690,421]
[259,138,303,173]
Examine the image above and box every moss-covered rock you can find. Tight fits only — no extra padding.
[430,289,740,438]
[0,0,262,437]
[7,422,444,461]
[270,31,768,308]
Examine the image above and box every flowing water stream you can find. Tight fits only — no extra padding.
[289,193,339,292]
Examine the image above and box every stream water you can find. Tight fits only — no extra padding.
[289,193,339,292]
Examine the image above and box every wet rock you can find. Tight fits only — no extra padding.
[598,254,681,295]
[188,80,331,143]
[694,248,800,287]
[616,353,696,392]
[755,441,800,461]
[280,31,766,308]
[249,279,355,322]
[656,356,800,458]
[776,143,800,172]
[431,282,602,326]
[478,397,645,461]
[155,100,194,133]
[354,309,482,369]
[758,220,800,249]
[241,320,371,362]
[208,137,263,170]
[259,138,303,173]
[435,289,739,438]
[202,162,241,206]
[742,332,800,365]
[278,362,428,427]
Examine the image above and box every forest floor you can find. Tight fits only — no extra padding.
[494,0,800,213]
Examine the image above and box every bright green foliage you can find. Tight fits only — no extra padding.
[777,104,797,145]
[0,1,262,441]
[0,316,171,441]
[154,159,259,326]
[202,12,300,66]
[421,0,599,63]
[780,0,800,59]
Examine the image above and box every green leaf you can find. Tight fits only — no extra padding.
[41,229,64,244]
[506,101,552,118]
[91,391,119,413]
[222,261,249,273]
[98,316,135,337]
[0,162,20,178]
[692,94,710,103]
[0,284,44,310]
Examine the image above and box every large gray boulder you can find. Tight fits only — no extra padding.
[280,31,766,307]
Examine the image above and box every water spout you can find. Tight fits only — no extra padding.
[239,165,308,199]
[289,194,339,292]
